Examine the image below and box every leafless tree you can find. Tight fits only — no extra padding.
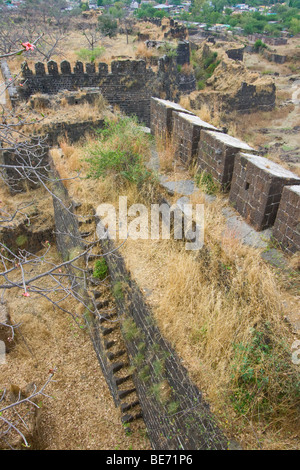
[81,23,103,51]
[0,372,55,449]
[34,30,68,62]
[0,18,24,56]
[0,38,123,449]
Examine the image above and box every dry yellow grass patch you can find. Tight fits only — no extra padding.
[155,134,176,173]
[118,193,299,449]
[179,95,193,111]
[0,246,150,450]
[51,112,300,450]
[136,43,157,61]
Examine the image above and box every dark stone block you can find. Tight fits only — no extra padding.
[98,62,108,75]
[273,185,300,254]
[60,60,71,75]
[21,61,33,77]
[86,62,95,74]
[47,60,59,75]
[74,61,84,74]
[230,153,300,231]
[35,62,45,76]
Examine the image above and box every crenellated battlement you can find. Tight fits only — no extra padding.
[19,59,154,126]
[21,59,148,79]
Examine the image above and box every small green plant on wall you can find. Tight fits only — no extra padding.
[195,171,220,195]
[122,317,142,342]
[93,258,108,280]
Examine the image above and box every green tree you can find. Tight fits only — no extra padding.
[98,14,118,37]
[109,6,124,19]
[289,17,300,35]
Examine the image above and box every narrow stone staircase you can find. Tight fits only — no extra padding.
[75,205,146,434]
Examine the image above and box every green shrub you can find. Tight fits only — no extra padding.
[76,46,105,63]
[195,171,220,195]
[197,80,206,90]
[113,281,124,301]
[167,401,179,415]
[139,365,151,382]
[86,117,153,187]
[230,324,300,418]
[161,43,177,59]
[254,39,267,52]
[16,234,28,247]
[87,148,151,186]
[122,317,142,341]
[203,51,218,69]
[192,51,219,85]
[93,258,108,280]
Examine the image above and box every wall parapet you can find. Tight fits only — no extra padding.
[198,130,257,190]
[271,185,300,253]
[172,112,222,165]
[21,59,147,79]
[18,59,153,126]
[229,153,300,231]
[150,97,300,251]
[150,97,194,138]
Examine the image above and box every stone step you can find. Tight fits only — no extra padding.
[121,411,143,425]
[104,339,116,350]
[118,388,136,400]
[107,349,126,361]
[120,400,140,413]
[101,326,117,336]
[99,313,116,325]
[111,362,126,374]
[96,299,110,310]
[115,374,132,386]
[80,231,92,238]
[79,217,94,226]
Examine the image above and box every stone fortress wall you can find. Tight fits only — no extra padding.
[19,59,155,127]
[16,41,195,127]
[1,50,298,254]
[151,97,300,254]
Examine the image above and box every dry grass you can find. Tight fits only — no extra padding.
[0,248,150,450]
[179,95,193,111]
[156,133,176,173]
[51,111,300,450]
[193,104,213,124]
[50,148,77,190]
[52,115,154,206]
[118,192,300,449]
[136,43,157,61]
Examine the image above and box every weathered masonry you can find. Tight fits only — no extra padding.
[197,130,256,190]
[14,48,196,127]
[150,98,194,139]
[150,97,300,252]
[229,153,300,231]
[97,219,228,450]
[172,112,221,165]
[272,185,300,254]
[20,60,155,126]
[225,46,244,62]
